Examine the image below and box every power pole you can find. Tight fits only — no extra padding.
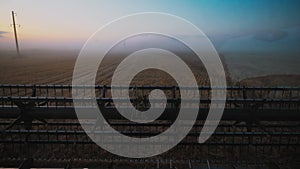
[11,11,20,56]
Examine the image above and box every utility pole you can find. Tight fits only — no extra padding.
[11,11,20,56]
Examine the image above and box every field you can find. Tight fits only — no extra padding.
[0,50,228,86]
[0,50,299,168]
[0,50,77,85]
[1,50,299,87]
[224,51,300,83]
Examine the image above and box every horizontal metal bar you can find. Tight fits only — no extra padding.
[0,139,298,146]
[0,157,274,168]
[0,107,299,121]
[1,122,297,128]
[3,129,299,136]
[1,84,300,90]
[1,96,299,104]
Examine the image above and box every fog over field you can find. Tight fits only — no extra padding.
[0,48,299,87]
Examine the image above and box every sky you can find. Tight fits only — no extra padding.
[0,0,300,54]
[1,0,299,80]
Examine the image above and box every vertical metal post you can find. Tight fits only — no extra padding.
[188,160,192,169]
[102,85,106,98]
[206,160,211,169]
[11,11,20,56]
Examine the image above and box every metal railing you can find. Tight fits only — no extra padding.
[0,84,299,168]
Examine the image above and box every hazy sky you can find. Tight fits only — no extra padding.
[0,0,300,53]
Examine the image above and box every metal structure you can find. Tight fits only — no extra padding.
[0,84,299,168]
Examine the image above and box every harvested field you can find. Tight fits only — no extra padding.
[0,50,233,86]
[0,50,299,168]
